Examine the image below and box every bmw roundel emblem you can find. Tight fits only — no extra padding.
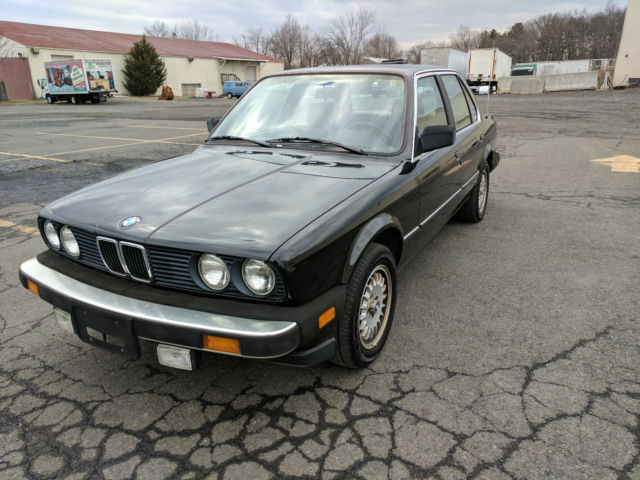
[119,216,141,229]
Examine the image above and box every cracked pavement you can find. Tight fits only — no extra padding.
[1,91,639,479]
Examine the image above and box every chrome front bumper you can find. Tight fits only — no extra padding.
[19,257,301,359]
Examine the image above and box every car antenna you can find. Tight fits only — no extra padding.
[485,39,495,116]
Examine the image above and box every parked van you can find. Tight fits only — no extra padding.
[223,81,252,99]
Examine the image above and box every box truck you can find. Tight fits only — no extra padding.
[39,59,117,104]
[420,47,469,76]
[466,48,512,93]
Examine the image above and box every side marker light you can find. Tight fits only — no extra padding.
[202,335,241,355]
[319,306,336,329]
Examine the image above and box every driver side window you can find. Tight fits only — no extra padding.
[416,76,448,133]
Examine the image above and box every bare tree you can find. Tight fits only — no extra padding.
[143,20,173,38]
[323,6,376,65]
[234,26,270,55]
[143,19,216,41]
[177,19,212,41]
[404,41,435,64]
[449,25,481,52]
[0,34,16,65]
[298,26,323,68]
[365,30,401,60]
[270,14,303,69]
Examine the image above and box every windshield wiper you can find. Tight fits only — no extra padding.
[206,136,271,148]
[266,137,367,155]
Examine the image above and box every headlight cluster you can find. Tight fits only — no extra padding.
[198,254,276,296]
[242,259,275,296]
[43,220,80,258]
[198,254,229,291]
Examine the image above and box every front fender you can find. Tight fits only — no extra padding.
[341,213,403,283]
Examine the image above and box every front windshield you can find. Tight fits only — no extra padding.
[212,73,406,154]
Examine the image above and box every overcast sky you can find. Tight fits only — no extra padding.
[0,0,626,47]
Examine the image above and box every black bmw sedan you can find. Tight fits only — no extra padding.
[19,65,499,370]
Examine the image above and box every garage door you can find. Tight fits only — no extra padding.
[181,83,201,97]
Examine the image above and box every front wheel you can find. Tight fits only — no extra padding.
[457,160,489,222]
[226,93,233,99]
[333,243,397,368]
[46,95,54,104]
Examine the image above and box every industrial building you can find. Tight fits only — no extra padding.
[0,21,283,101]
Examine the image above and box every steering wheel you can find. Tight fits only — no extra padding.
[346,122,395,146]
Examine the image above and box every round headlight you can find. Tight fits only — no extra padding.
[60,226,80,257]
[242,259,275,296]
[44,220,60,250]
[198,254,230,291]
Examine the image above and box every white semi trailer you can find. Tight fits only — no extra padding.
[466,48,512,93]
[420,47,468,76]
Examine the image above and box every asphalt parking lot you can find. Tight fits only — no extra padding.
[1,90,639,480]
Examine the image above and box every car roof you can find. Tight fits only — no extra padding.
[276,64,457,77]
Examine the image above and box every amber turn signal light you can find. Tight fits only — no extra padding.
[27,280,39,297]
[202,335,241,355]
[319,306,336,329]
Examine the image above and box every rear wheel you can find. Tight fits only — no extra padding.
[226,93,233,99]
[332,243,397,368]
[457,160,489,222]
[70,95,78,104]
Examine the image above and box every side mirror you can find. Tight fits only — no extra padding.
[418,125,456,153]
[206,117,220,133]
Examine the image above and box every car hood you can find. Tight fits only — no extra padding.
[42,145,400,258]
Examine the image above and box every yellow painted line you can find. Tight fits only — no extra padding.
[0,219,40,235]
[118,124,208,132]
[52,132,204,156]
[53,142,152,156]
[592,155,640,173]
[36,132,202,146]
[0,151,69,163]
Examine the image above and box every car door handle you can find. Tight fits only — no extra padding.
[454,150,463,162]
[479,134,484,141]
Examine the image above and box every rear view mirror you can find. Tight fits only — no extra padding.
[418,125,455,153]
[206,117,220,133]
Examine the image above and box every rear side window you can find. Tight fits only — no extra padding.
[460,80,478,122]
[441,75,471,130]
[416,76,448,133]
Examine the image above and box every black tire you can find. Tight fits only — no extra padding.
[70,95,78,104]
[332,243,397,368]
[227,93,233,99]
[457,160,489,223]
[91,98,100,104]
[46,95,54,104]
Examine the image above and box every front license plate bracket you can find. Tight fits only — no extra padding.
[73,307,140,359]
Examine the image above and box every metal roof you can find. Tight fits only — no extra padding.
[0,21,281,63]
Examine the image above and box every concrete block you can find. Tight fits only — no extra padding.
[497,77,511,94]
[510,77,544,94]
[543,71,598,92]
